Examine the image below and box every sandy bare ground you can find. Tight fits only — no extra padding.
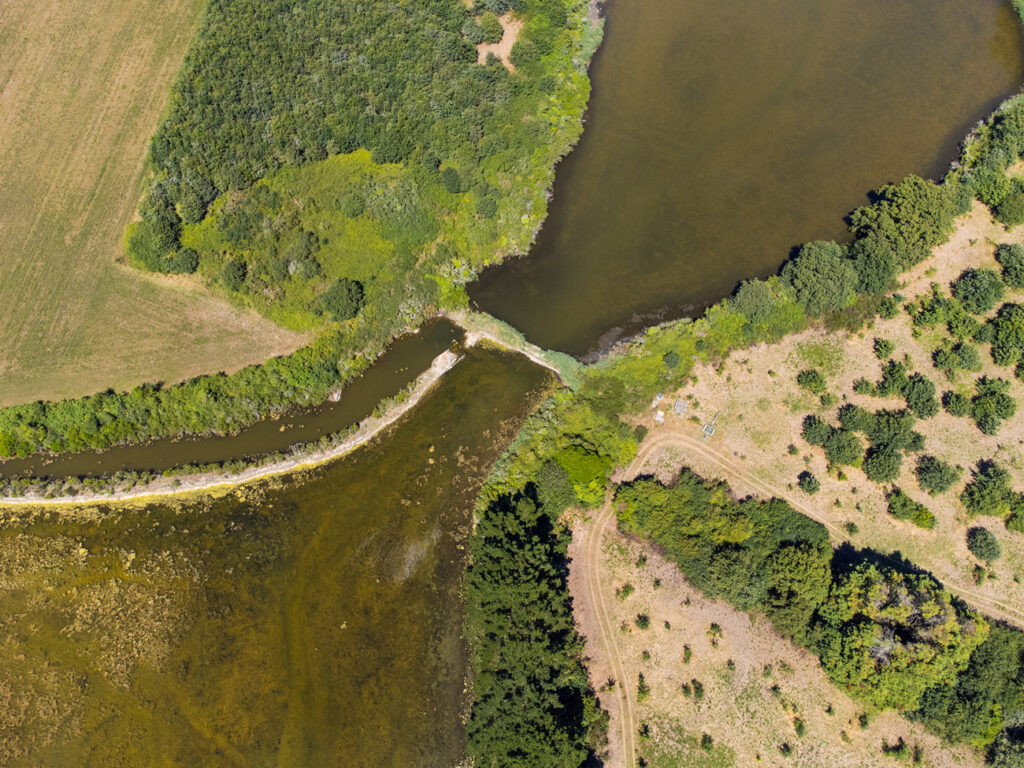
[0,0,307,406]
[476,13,523,69]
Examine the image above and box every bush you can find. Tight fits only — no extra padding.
[874,338,895,359]
[320,278,365,322]
[887,488,937,528]
[902,373,939,419]
[943,391,971,417]
[915,455,961,495]
[782,241,858,316]
[167,248,200,274]
[995,243,1024,289]
[966,527,1001,562]
[953,268,1005,315]
[797,470,820,494]
[797,369,827,394]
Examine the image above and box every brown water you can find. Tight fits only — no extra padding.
[0,346,553,767]
[471,0,1024,358]
[0,318,461,479]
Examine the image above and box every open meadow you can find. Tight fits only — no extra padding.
[0,0,306,407]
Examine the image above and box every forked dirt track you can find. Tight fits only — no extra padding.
[574,426,1024,767]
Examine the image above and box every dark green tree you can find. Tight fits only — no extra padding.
[781,241,857,316]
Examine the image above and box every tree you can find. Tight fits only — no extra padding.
[732,279,775,323]
[991,304,1024,367]
[967,526,1001,562]
[480,12,504,43]
[848,176,956,270]
[798,471,821,494]
[902,373,939,419]
[849,235,898,295]
[319,278,365,322]
[971,377,1017,435]
[996,243,1024,289]
[781,241,857,316]
[763,543,831,644]
[995,185,1024,226]
[863,447,902,483]
[961,461,1016,517]
[801,415,832,446]
[943,391,970,417]
[915,455,961,495]
[953,268,1005,315]
[441,167,462,194]
[816,562,987,711]
[824,429,863,467]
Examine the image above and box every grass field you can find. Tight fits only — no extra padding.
[0,0,307,407]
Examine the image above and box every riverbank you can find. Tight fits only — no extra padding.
[0,347,467,509]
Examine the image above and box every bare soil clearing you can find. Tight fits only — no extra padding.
[630,202,1024,629]
[476,13,523,69]
[0,0,307,406]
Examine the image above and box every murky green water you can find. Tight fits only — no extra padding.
[0,346,552,767]
[0,319,461,479]
[471,0,1024,358]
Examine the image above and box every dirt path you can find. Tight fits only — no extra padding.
[629,426,1024,629]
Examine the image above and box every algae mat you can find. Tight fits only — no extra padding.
[0,348,553,766]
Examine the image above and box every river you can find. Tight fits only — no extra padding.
[470,0,1024,358]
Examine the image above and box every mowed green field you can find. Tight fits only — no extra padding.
[0,0,307,407]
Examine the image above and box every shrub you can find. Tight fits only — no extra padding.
[319,278,365,322]
[915,455,961,495]
[879,296,901,319]
[953,268,1005,314]
[797,369,827,394]
[167,248,200,274]
[903,373,939,419]
[943,391,971,417]
[221,259,247,291]
[995,242,1024,289]
[798,471,820,494]
[966,527,1001,562]
[782,241,858,315]
[853,378,875,395]
[874,338,895,359]
[635,614,650,630]
[887,489,937,529]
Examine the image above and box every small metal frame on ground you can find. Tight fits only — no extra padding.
[701,412,719,440]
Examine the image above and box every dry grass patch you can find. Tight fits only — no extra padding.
[568,529,982,768]
[0,0,307,406]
